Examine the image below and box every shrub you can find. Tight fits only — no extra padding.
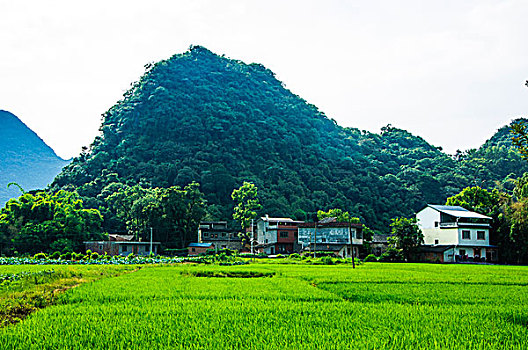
[288,253,302,260]
[320,256,334,265]
[378,248,404,262]
[60,252,72,260]
[90,252,101,260]
[49,251,61,260]
[363,254,378,262]
[33,252,47,260]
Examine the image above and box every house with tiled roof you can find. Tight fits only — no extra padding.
[416,204,498,263]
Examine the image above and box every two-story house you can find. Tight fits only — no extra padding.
[416,204,498,262]
[198,221,243,251]
[255,215,304,255]
[297,217,363,258]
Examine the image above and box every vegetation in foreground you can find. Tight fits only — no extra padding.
[0,264,135,327]
[0,263,526,349]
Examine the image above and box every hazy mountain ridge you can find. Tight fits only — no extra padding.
[0,110,69,205]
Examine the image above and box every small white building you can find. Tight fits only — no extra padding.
[255,215,304,254]
[416,204,498,262]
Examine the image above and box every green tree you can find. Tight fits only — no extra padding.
[0,190,104,255]
[159,182,206,248]
[445,186,500,215]
[317,208,361,223]
[231,182,262,230]
[511,120,528,159]
[389,217,423,262]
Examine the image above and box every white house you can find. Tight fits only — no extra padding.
[255,215,304,255]
[416,204,498,263]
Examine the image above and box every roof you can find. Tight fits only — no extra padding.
[108,234,134,241]
[188,243,214,248]
[420,245,455,253]
[319,217,337,224]
[426,205,492,220]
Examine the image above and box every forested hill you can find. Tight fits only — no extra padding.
[0,110,69,205]
[50,46,527,232]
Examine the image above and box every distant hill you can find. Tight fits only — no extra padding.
[0,110,69,205]
[50,46,528,232]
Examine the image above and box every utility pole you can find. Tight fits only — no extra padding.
[313,222,317,259]
[348,221,355,269]
[251,218,254,255]
[149,227,153,256]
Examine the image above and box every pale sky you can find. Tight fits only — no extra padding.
[1,0,527,159]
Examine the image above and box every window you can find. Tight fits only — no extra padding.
[99,244,103,250]
[477,231,485,240]
[459,249,466,256]
[203,233,208,237]
[434,239,439,245]
[265,239,268,243]
[192,248,196,252]
[222,232,226,237]
[321,237,326,243]
[356,230,363,239]
[462,230,470,239]
[121,245,127,252]
[434,221,439,227]
[279,231,289,238]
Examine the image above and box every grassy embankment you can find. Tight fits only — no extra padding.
[1,263,527,349]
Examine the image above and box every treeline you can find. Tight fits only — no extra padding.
[0,183,206,256]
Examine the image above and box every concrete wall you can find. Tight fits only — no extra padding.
[457,227,489,246]
[422,228,458,245]
[416,207,440,229]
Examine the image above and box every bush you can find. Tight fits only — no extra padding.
[288,253,302,260]
[34,252,47,260]
[378,248,404,262]
[60,252,72,260]
[320,256,334,265]
[90,252,101,260]
[363,254,378,262]
[49,251,61,260]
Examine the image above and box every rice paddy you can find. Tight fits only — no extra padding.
[0,263,527,349]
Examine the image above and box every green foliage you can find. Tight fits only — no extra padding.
[231,182,261,229]
[0,190,104,255]
[363,254,378,262]
[33,253,47,260]
[317,208,360,223]
[446,186,499,215]
[389,218,423,262]
[511,119,528,159]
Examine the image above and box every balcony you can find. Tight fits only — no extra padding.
[439,222,490,228]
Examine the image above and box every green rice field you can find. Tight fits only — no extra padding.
[1,263,527,349]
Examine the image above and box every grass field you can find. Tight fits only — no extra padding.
[1,263,527,349]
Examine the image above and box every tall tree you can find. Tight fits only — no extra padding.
[389,217,423,262]
[159,182,206,248]
[231,182,262,230]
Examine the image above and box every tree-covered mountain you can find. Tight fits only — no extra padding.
[50,46,526,232]
[0,110,69,206]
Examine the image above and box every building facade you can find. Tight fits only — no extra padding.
[84,234,160,256]
[416,204,498,262]
[255,215,304,255]
[198,221,243,251]
[297,219,363,258]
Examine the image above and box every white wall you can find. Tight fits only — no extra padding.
[422,228,458,245]
[416,207,440,229]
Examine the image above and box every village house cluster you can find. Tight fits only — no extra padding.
[85,204,499,263]
[192,204,499,263]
